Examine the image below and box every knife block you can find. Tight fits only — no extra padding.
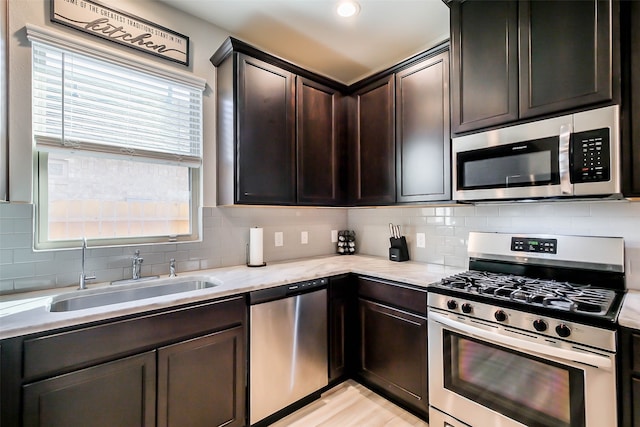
[389,236,409,262]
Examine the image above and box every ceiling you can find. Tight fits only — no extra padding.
[155,0,450,85]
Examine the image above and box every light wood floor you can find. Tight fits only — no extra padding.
[270,380,429,427]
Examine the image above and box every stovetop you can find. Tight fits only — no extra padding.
[433,270,618,316]
[428,232,627,327]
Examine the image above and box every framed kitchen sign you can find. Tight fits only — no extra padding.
[50,0,189,65]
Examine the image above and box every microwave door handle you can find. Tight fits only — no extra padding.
[559,124,573,195]
[430,311,612,369]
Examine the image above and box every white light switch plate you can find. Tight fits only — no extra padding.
[416,233,426,248]
[331,230,338,243]
[301,231,308,244]
[275,232,284,247]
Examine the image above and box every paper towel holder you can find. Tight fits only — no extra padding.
[246,243,266,267]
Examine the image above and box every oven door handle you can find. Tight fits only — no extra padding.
[430,312,612,369]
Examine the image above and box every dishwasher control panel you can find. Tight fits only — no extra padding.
[249,277,328,304]
[286,278,328,295]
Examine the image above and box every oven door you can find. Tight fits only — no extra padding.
[428,310,617,427]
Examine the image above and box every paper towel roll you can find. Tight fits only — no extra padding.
[249,227,264,266]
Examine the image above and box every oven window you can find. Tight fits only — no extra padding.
[443,331,585,427]
[457,136,560,190]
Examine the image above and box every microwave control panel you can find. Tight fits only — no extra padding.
[571,127,610,183]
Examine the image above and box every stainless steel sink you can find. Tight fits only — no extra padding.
[48,278,220,312]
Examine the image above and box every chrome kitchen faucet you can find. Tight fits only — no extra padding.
[78,237,96,290]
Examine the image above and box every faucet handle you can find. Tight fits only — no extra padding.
[169,258,177,277]
[78,272,96,290]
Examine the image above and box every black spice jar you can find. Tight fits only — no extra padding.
[337,230,356,255]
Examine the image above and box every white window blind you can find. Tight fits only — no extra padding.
[31,40,203,167]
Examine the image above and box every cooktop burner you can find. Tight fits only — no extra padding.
[436,270,617,316]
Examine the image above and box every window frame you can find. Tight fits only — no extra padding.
[28,24,205,250]
[35,151,201,250]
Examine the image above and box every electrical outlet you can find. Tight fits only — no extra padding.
[331,230,338,243]
[301,231,308,244]
[275,232,284,247]
[416,233,426,248]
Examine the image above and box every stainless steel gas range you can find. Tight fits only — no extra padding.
[428,232,625,427]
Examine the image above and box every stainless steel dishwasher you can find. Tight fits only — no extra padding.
[249,278,328,425]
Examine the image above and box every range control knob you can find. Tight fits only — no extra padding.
[555,324,571,338]
[494,310,507,322]
[461,303,473,314]
[447,300,458,310]
[533,319,548,332]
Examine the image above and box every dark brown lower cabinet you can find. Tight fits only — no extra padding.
[357,277,428,417]
[328,275,356,383]
[1,297,246,427]
[157,326,245,427]
[23,351,156,427]
[620,327,640,426]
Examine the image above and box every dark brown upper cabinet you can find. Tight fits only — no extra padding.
[215,52,296,205]
[351,75,396,205]
[297,78,343,205]
[449,0,519,134]
[213,37,451,207]
[519,0,612,118]
[449,0,615,135]
[211,37,347,206]
[621,0,640,197]
[395,51,451,203]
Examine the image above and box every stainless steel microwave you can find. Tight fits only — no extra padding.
[452,105,621,201]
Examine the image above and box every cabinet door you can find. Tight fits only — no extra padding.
[352,75,396,205]
[358,298,428,416]
[238,54,296,204]
[23,351,156,427]
[633,376,640,427]
[519,0,612,118]
[157,326,245,427]
[622,0,640,196]
[328,275,356,382]
[450,0,518,134]
[396,51,451,203]
[297,77,343,205]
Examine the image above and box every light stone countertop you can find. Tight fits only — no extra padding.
[619,290,640,330]
[0,255,462,340]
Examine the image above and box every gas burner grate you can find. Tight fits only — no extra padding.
[438,270,617,315]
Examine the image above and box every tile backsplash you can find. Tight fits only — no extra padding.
[348,200,640,290]
[1,200,640,293]
[0,203,347,293]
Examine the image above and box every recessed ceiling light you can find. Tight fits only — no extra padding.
[337,1,360,18]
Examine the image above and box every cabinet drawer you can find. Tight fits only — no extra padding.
[23,296,245,381]
[633,333,640,373]
[358,277,427,314]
